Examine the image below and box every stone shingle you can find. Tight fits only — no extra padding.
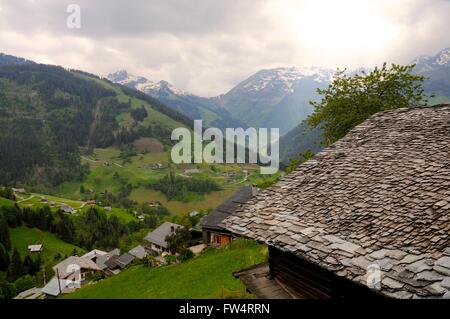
[223,105,450,299]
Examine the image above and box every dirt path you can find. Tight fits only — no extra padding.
[81,156,123,168]
[17,194,35,203]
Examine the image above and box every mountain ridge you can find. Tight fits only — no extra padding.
[108,66,335,134]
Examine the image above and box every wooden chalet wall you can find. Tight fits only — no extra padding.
[269,247,383,299]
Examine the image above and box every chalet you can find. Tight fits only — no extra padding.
[27,244,43,253]
[81,249,107,262]
[60,204,76,214]
[104,253,135,271]
[223,105,450,299]
[189,211,200,217]
[128,245,148,259]
[96,248,121,271]
[82,248,121,274]
[200,185,257,246]
[52,256,101,282]
[42,256,102,297]
[12,188,26,194]
[144,222,183,253]
[86,199,96,205]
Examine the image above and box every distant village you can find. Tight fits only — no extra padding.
[14,185,258,299]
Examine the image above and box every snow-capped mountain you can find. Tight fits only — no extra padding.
[413,47,450,72]
[107,70,245,129]
[108,67,334,134]
[214,66,334,134]
[107,47,450,135]
[240,67,334,94]
[412,47,450,98]
[107,70,187,96]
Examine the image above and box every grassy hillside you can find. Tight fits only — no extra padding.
[10,226,85,262]
[53,147,259,216]
[0,196,15,207]
[0,62,190,188]
[66,239,267,299]
[17,193,84,210]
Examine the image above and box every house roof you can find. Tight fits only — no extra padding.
[105,253,135,269]
[104,255,120,270]
[53,256,101,279]
[41,278,74,297]
[28,244,43,252]
[201,185,256,231]
[95,248,120,269]
[117,253,135,267]
[223,105,450,299]
[144,222,184,248]
[81,249,107,260]
[128,245,148,259]
[14,287,43,299]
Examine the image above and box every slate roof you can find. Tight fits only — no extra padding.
[144,222,184,248]
[41,278,74,297]
[117,253,135,267]
[28,244,43,252]
[201,185,257,231]
[128,245,148,259]
[105,253,135,269]
[53,256,101,279]
[223,105,450,299]
[96,248,120,269]
[81,249,107,260]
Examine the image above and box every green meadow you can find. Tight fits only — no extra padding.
[66,239,267,299]
[10,226,85,262]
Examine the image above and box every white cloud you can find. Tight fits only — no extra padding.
[0,0,449,96]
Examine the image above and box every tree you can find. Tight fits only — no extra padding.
[144,215,158,228]
[23,255,39,275]
[307,63,426,146]
[0,187,15,200]
[0,218,11,251]
[14,275,35,293]
[0,243,9,271]
[55,215,75,242]
[179,248,194,262]
[165,227,191,253]
[9,248,24,280]
[0,280,16,299]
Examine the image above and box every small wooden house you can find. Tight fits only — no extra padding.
[224,105,450,299]
[27,244,43,253]
[144,222,183,253]
[200,185,257,246]
[42,256,102,297]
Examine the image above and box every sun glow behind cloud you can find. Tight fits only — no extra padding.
[272,0,401,66]
[0,0,448,95]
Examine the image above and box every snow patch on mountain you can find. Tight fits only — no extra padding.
[107,70,188,96]
[241,67,334,94]
[412,47,450,73]
[436,48,450,65]
[136,80,188,96]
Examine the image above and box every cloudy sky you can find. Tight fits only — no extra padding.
[0,0,449,96]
